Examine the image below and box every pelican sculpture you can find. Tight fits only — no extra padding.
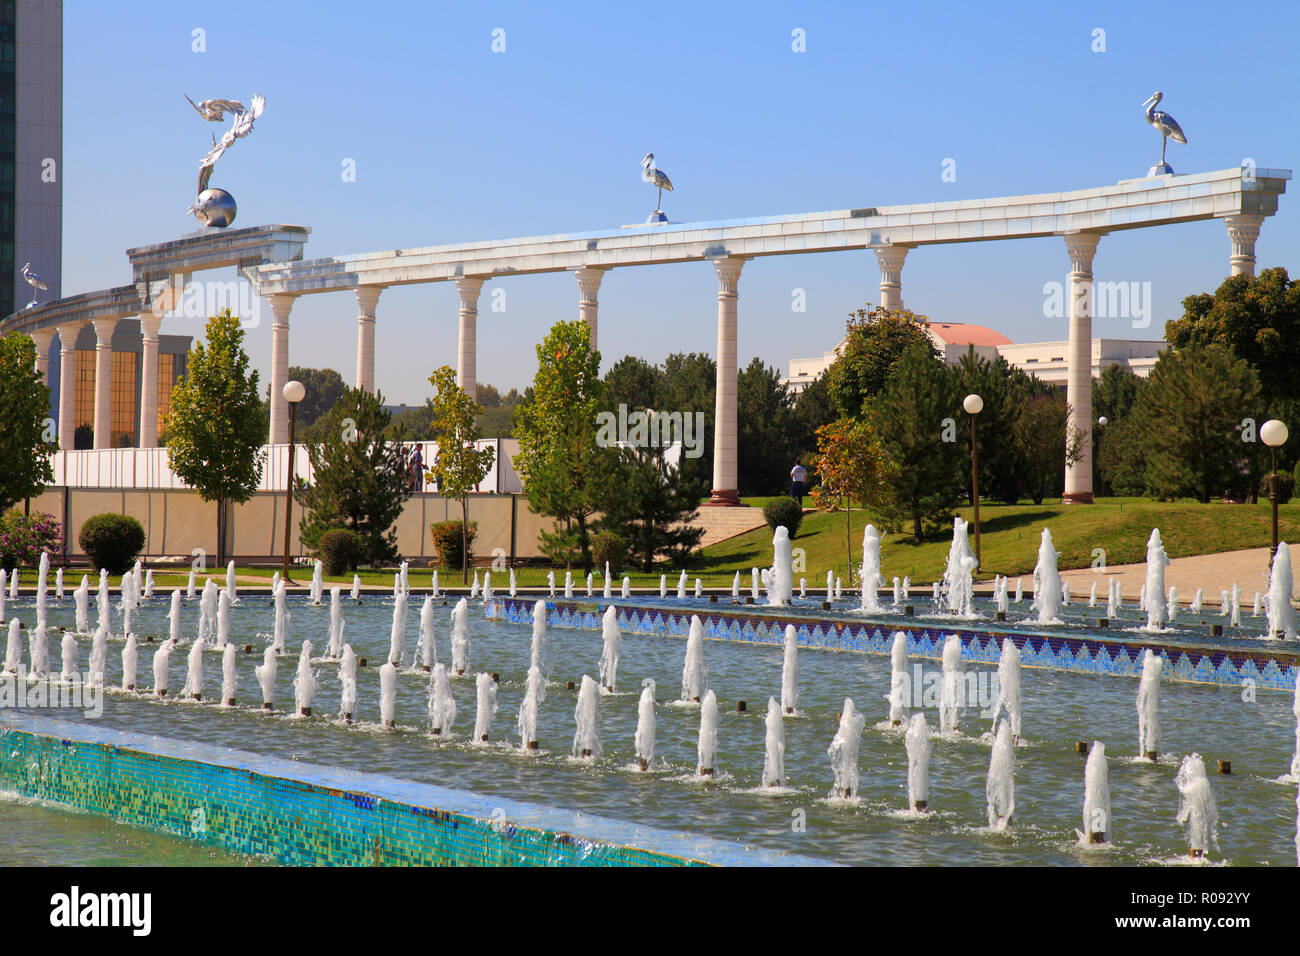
[21,261,47,308]
[1142,91,1186,175]
[639,152,674,213]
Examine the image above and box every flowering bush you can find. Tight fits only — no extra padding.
[0,510,62,569]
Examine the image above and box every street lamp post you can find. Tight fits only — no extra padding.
[1261,419,1289,554]
[281,380,306,583]
[963,394,984,567]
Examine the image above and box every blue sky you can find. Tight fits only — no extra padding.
[64,0,1299,404]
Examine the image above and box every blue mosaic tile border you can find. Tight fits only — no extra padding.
[487,597,1300,693]
[0,712,828,867]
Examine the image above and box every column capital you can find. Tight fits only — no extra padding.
[355,284,384,317]
[139,312,163,340]
[713,257,746,295]
[1062,231,1101,274]
[266,293,296,326]
[573,266,606,302]
[873,243,912,278]
[29,327,55,348]
[1223,213,1264,277]
[454,276,486,310]
[92,317,118,345]
[55,320,85,349]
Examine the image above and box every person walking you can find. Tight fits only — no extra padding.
[789,461,807,507]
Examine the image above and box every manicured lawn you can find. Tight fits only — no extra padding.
[10,498,1297,589]
[693,497,1300,585]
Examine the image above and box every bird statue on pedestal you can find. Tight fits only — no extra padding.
[639,153,673,223]
[21,261,47,308]
[1142,91,1187,176]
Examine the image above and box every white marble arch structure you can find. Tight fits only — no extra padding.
[3,167,1289,504]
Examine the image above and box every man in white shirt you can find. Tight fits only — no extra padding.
[789,462,807,506]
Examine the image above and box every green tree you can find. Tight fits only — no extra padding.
[825,305,938,419]
[295,387,413,564]
[809,416,896,570]
[951,348,1043,504]
[0,332,55,514]
[1129,343,1261,502]
[791,373,837,480]
[1166,267,1300,414]
[514,321,607,569]
[604,355,661,411]
[597,447,704,572]
[425,366,495,582]
[866,341,962,541]
[1012,391,1082,505]
[737,357,798,497]
[1091,363,1145,496]
[658,352,716,499]
[166,311,266,565]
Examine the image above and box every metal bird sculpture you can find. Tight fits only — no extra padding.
[21,261,47,308]
[192,92,266,194]
[1142,91,1187,174]
[639,153,674,211]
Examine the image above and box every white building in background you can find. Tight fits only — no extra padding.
[782,320,1166,393]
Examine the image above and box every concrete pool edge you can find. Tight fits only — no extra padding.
[488,597,1300,692]
[0,711,832,867]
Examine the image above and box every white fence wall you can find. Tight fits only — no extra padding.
[49,439,521,494]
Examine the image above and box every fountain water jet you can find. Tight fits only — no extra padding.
[473,672,497,742]
[767,527,793,606]
[121,635,137,691]
[450,597,470,675]
[380,662,397,728]
[992,638,1022,742]
[388,588,409,667]
[339,645,357,723]
[888,632,909,727]
[827,697,865,799]
[905,713,931,811]
[599,605,620,692]
[1137,649,1162,760]
[1267,542,1296,640]
[939,635,962,734]
[1175,754,1219,859]
[329,587,346,660]
[4,618,22,674]
[573,674,601,758]
[517,664,544,750]
[1082,742,1110,844]
[221,643,238,706]
[428,662,456,735]
[696,690,719,776]
[680,615,708,703]
[531,599,552,681]
[1142,529,1170,631]
[59,631,77,683]
[255,647,277,710]
[294,641,317,715]
[762,698,786,788]
[635,683,657,771]
[986,721,1015,831]
[152,638,175,697]
[781,624,799,714]
[182,638,205,699]
[1031,529,1063,624]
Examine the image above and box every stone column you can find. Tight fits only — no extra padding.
[1063,231,1101,504]
[267,295,296,444]
[875,245,912,311]
[1224,214,1264,278]
[56,322,82,451]
[355,285,383,393]
[91,317,117,449]
[455,277,485,401]
[30,328,54,382]
[138,314,163,448]
[708,257,746,506]
[574,267,606,350]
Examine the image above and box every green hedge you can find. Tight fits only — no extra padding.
[78,513,145,575]
[762,497,804,538]
[318,529,365,575]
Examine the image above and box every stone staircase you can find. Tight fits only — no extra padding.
[691,506,769,550]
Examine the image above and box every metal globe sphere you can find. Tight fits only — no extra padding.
[962,394,984,415]
[191,188,238,228]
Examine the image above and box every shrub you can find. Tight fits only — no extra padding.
[763,497,804,538]
[430,520,477,570]
[590,530,627,574]
[78,513,145,575]
[318,528,365,575]
[1260,470,1295,505]
[0,511,62,568]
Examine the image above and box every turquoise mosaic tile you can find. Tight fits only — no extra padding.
[0,713,828,867]
[486,597,1300,692]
